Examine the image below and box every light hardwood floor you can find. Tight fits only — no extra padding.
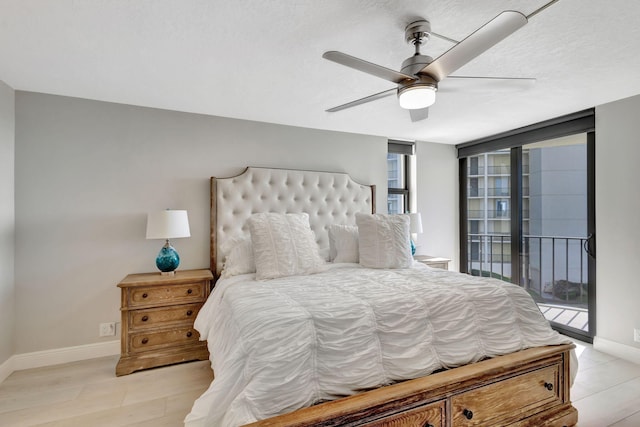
[0,339,639,426]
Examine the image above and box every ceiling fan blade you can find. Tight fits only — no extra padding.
[323,51,416,84]
[439,76,536,93]
[326,88,397,112]
[409,108,429,122]
[420,11,528,82]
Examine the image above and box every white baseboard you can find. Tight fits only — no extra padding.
[593,336,640,365]
[0,340,119,384]
[0,355,15,384]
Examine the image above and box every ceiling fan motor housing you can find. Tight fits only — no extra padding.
[405,20,431,45]
[401,19,438,87]
[401,54,435,78]
[400,54,438,103]
[399,20,439,112]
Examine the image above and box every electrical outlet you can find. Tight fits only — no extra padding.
[99,322,116,337]
[634,329,640,343]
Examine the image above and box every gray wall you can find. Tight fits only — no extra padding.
[415,141,459,271]
[11,89,640,361]
[0,81,15,365]
[596,94,640,350]
[14,91,457,354]
[9,88,640,360]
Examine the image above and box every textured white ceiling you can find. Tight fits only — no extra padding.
[1,0,639,144]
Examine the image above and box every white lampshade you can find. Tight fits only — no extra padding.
[409,213,423,234]
[398,85,436,110]
[146,210,191,240]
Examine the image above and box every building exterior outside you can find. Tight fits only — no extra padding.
[387,152,405,214]
[467,142,588,310]
[525,143,588,304]
[467,149,527,280]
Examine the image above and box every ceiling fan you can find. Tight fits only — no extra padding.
[323,1,559,122]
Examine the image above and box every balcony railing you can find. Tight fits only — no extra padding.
[522,235,588,306]
[467,210,530,219]
[468,234,511,279]
[468,188,484,197]
[467,187,530,197]
[486,187,510,197]
[467,234,589,307]
[468,187,510,197]
[468,165,530,176]
[469,209,509,219]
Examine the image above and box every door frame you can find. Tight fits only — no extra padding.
[457,110,596,342]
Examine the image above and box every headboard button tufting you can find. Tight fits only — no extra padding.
[213,167,374,274]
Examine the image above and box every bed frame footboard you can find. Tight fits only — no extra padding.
[244,344,577,427]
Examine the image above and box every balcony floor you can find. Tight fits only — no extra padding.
[538,302,589,332]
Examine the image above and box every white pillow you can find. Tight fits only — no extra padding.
[328,224,359,263]
[220,236,255,278]
[248,213,325,280]
[356,213,412,269]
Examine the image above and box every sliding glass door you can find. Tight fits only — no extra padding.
[521,135,594,340]
[459,111,596,342]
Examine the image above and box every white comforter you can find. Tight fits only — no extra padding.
[185,263,571,427]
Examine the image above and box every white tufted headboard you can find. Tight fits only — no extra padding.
[210,167,376,276]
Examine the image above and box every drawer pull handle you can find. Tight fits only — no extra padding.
[187,289,193,294]
[141,315,149,322]
[142,293,148,298]
[186,310,193,316]
[186,331,193,338]
[423,423,434,427]
[141,338,148,344]
[544,382,554,391]
[463,409,473,420]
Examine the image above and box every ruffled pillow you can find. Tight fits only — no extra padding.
[248,213,325,280]
[220,236,256,279]
[356,213,412,269]
[328,224,359,263]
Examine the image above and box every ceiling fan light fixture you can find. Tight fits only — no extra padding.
[398,84,437,109]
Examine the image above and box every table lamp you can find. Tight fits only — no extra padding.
[409,212,423,256]
[146,209,190,275]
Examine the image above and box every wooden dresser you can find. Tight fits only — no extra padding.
[116,269,213,376]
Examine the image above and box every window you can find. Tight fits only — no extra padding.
[469,157,479,175]
[496,200,508,217]
[493,177,509,197]
[387,140,415,214]
[469,177,479,197]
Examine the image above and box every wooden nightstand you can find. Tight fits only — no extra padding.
[414,255,451,270]
[116,269,213,376]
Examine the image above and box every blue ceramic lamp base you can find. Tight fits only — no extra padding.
[156,240,180,275]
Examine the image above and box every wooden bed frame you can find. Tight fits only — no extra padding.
[209,167,578,427]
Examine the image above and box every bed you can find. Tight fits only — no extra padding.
[185,166,578,427]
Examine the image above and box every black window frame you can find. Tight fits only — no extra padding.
[457,108,596,343]
[388,140,415,214]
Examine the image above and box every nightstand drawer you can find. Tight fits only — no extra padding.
[129,303,202,331]
[128,282,206,307]
[129,326,202,353]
